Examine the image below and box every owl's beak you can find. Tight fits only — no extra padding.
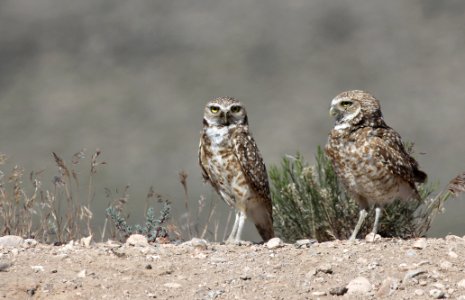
[329,106,337,117]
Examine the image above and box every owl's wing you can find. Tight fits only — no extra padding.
[232,128,271,201]
[369,127,426,184]
[198,134,211,183]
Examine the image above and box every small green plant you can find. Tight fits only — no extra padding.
[106,201,171,242]
[270,146,465,242]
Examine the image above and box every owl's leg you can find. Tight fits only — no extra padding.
[349,209,368,241]
[234,211,247,242]
[226,211,240,242]
[371,207,382,236]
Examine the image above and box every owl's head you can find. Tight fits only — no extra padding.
[203,97,248,127]
[329,90,383,128]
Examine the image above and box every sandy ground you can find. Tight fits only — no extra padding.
[1,235,465,299]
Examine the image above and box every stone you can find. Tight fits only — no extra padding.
[126,234,149,247]
[457,279,465,289]
[23,239,38,248]
[294,239,317,248]
[0,262,11,272]
[31,265,44,273]
[414,289,424,296]
[80,235,93,248]
[346,276,372,295]
[364,232,381,242]
[439,260,453,271]
[163,282,181,289]
[316,264,333,274]
[429,289,445,299]
[0,235,24,247]
[329,286,347,296]
[77,269,86,278]
[448,251,458,259]
[266,237,284,249]
[190,238,208,250]
[403,269,426,284]
[377,277,399,297]
[412,238,427,250]
[311,291,326,296]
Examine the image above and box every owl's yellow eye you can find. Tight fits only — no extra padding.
[230,105,241,113]
[210,106,220,113]
[340,101,352,107]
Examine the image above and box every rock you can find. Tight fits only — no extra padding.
[23,239,38,248]
[414,289,424,296]
[457,279,465,289]
[365,232,381,242]
[448,251,458,259]
[439,260,453,271]
[0,235,24,247]
[80,235,93,248]
[316,264,333,274]
[412,238,427,250]
[346,276,372,295]
[190,238,208,250]
[0,262,11,272]
[429,289,445,299]
[163,282,181,289]
[294,239,317,248]
[329,286,347,296]
[266,237,284,249]
[126,234,149,247]
[445,234,462,241]
[31,265,44,273]
[77,269,86,278]
[405,249,417,257]
[403,269,426,284]
[377,277,399,297]
[311,291,326,296]
[398,263,409,271]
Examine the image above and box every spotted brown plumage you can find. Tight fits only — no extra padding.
[325,90,427,240]
[199,96,274,242]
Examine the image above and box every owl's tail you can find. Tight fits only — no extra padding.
[248,202,274,242]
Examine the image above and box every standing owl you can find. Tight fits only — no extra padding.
[199,97,274,243]
[325,90,427,240]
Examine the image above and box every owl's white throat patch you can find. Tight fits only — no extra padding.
[205,125,234,146]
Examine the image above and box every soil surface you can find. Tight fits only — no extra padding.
[1,235,465,299]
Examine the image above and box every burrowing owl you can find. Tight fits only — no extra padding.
[199,97,274,243]
[325,90,427,240]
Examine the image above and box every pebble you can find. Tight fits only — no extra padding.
[311,291,326,296]
[439,260,453,271]
[316,263,333,274]
[0,262,11,272]
[403,269,427,284]
[457,279,465,289]
[80,235,93,248]
[364,232,381,242]
[377,277,399,297]
[294,239,317,248]
[125,234,149,247]
[163,282,181,289]
[31,265,44,273]
[448,251,458,259]
[412,238,427,250]
[346,276,372,295]
[0,235,24,247]
[429,288,445,299]
[266,237,284,249]
[190,238,208,250]
[329,286,347,296]
[414,289,424,296]
[23,239,38,248]
[77,269,86,278]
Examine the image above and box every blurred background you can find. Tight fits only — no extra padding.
[1,0,464,241]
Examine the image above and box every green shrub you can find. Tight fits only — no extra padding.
[270,146,464,242]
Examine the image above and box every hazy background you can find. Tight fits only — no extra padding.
[1,0,464,241]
